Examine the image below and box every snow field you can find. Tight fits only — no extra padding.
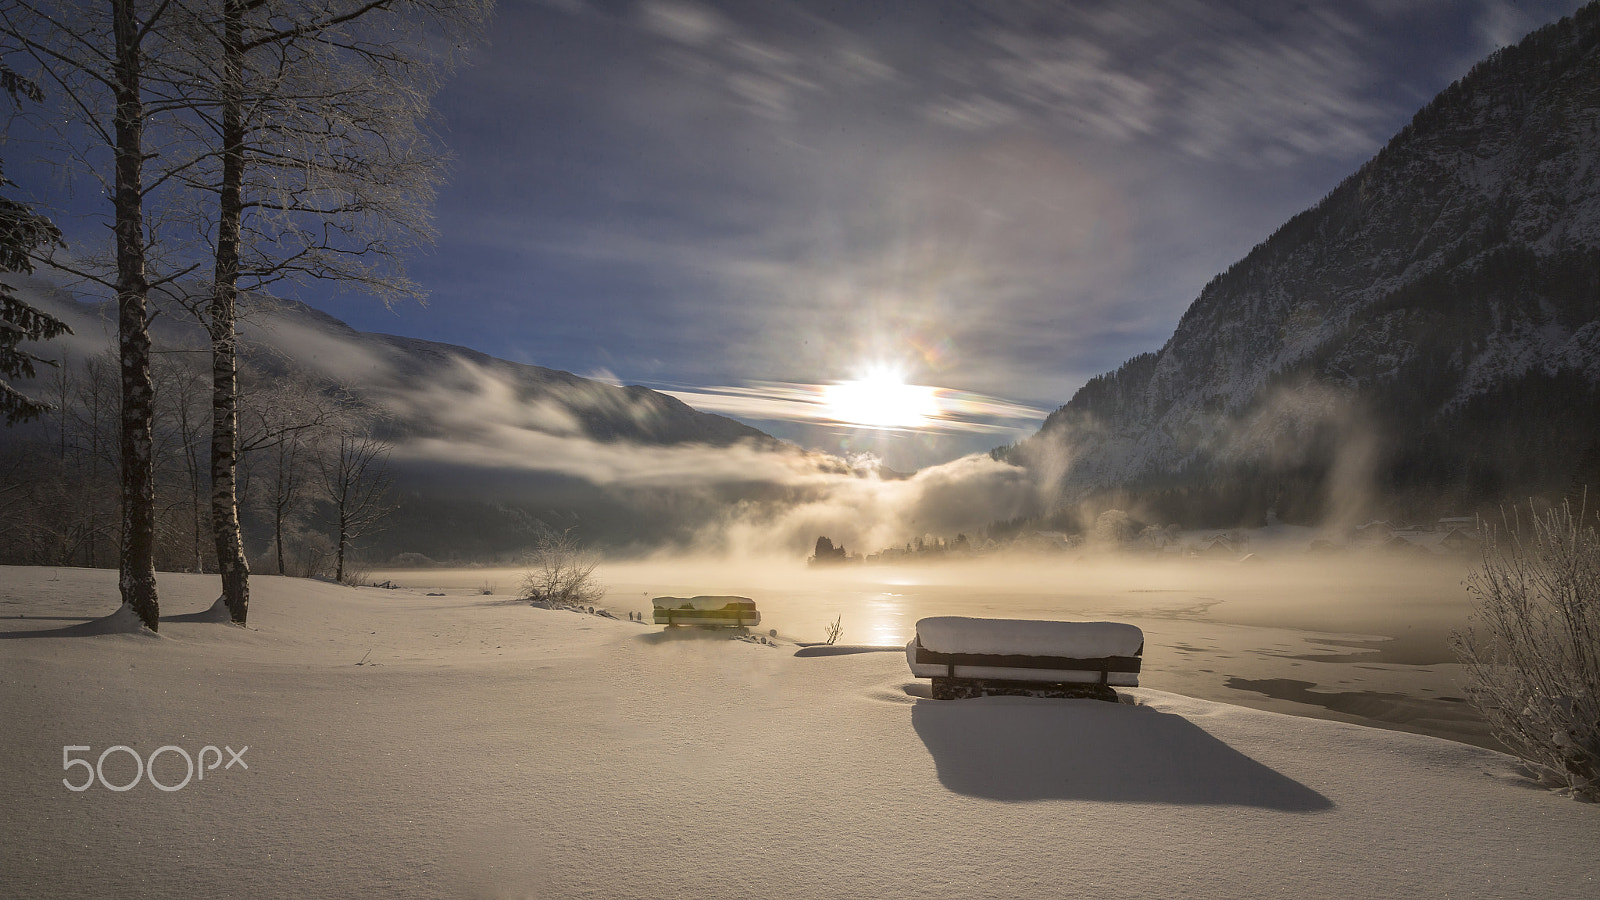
[0,566,1594,899]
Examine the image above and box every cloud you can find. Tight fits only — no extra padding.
[357,351,1046,555]
[390,417,1042,557]
[498,118,1146,408]
[240,315,397,387]
[638,0,729,46]
[921,94,1023,132]
[1476,0,1542,49]
[235,305,1047,552]
[688,453,1040,557]
[660,382,1045,434]
[3,276,118,365]
[947,1,1396,165]
[630,0,901,123]
[16,265,1045,557]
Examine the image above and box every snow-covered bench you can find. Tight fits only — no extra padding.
[906,616,1143,701]
[652,596,761,627]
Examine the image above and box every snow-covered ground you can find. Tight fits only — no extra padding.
[1,565,1594,899]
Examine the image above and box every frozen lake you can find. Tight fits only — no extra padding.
[371,553,1494,749]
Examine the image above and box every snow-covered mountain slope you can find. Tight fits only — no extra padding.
[1027,3,1600,519]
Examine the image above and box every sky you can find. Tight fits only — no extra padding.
[14,0,1594,471]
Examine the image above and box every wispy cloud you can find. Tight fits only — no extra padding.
[633,0,889,121]
[660,382,1046,434]
[638,0,729,46]
[927,1,1397,165]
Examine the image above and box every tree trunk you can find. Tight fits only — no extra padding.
[112,0,158,631]
[335,507,347,585]
[271,431,299,576]
[210,0,250,624]
[273,497,286,575]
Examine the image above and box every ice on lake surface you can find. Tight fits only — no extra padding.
[374,553,1492,747]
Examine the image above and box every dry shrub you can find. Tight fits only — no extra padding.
[518,530,605,608]
[1453,500,1599,800]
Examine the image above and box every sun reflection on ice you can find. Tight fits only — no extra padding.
[863,592,912,645]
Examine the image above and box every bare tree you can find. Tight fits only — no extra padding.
[1,0,209,630]
[256,421,310,575]
[237,371,338,575]
[314,407,394,585]
[151,351,212,571]
[52,351,120,566]
[3,1,487,622]
[154,0,488,622]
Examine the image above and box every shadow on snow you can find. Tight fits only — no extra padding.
[911,695,1334,811]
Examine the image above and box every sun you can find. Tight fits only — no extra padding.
[822,371,940,429]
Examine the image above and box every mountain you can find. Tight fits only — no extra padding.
[4,279,811,561]
[232,296,776,449]
[1020,3,1600,527]
[14,280,775,452]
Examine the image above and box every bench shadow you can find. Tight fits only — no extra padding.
[635,627,749,645]
[911,697,1333,811]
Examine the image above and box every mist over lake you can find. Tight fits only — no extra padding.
[374,551,1491,748]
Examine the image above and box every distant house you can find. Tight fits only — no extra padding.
[1382,534,1435,556]
[1193,533,1246,559]
[1440,528,1482,555]
[1354,521,1395,543]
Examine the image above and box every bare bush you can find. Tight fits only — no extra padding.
[277,525,334,579]
[341,560,374,589]
[1453,500,1599,800]
[825,615,843,645]
[518,530,605,609]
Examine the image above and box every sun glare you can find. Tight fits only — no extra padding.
[823,372,941,429]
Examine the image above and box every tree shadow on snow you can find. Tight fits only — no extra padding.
[911,697,1333,811]
[0,599,231,639]
[0,619,102,639]
[0,604,158,639]
[162,598,233,624]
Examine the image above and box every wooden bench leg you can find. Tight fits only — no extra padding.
[931,677,1119,702]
